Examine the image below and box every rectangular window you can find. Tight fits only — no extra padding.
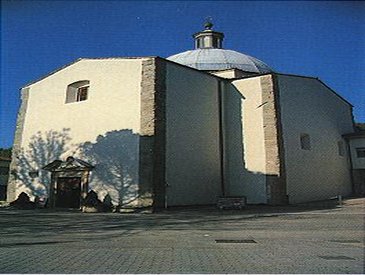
[338,141,345,156]
[200,38,205,48]
[77,86,88,102]
[356,148,365,158]
[300,134,311,150]
[212,38,218,48]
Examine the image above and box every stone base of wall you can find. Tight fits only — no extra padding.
[352,169,365,196]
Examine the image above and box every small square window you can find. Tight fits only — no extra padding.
[300,134,311,150]
[356,148,365,158]
[28,170,39,178]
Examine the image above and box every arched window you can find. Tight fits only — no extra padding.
[66,80,90,103]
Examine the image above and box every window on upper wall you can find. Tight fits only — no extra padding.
[66,80,90,103]
[338,141,345,156]
[356,148,365,158]
[300,134,311,150]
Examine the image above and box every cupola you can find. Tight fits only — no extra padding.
[193,21,224,49]
[167,22,273,74]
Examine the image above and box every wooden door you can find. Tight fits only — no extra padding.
[56,177,81,208]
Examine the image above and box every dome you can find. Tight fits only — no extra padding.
[167,48,273,73]
[167,22,273,74]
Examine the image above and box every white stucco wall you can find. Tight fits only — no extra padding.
[14,58,146,205]
[228,78,267,203]
[165,63,221,206]
[277,75,353,203]
[349,138,365,169]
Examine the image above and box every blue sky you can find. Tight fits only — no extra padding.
[1,0,364,148]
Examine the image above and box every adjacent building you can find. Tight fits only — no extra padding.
[344,124,365,196]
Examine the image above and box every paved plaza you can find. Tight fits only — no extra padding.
[0,198,364,274]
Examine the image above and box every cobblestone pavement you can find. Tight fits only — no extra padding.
[0,198,364,274]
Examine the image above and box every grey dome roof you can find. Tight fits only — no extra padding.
[167,48,273,73]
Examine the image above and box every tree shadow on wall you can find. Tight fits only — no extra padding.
[79,130,143,207]
[14,128,72,197]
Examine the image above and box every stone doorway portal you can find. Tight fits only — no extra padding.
[43,156,94,209]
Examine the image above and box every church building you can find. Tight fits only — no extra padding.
[7,23,361,210]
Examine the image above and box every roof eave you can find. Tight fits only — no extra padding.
[22,56,158,88]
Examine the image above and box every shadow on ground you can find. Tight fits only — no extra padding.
[1,197,361,246]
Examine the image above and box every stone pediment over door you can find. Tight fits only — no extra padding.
[43,156,94,208]
[43,156,94,172]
